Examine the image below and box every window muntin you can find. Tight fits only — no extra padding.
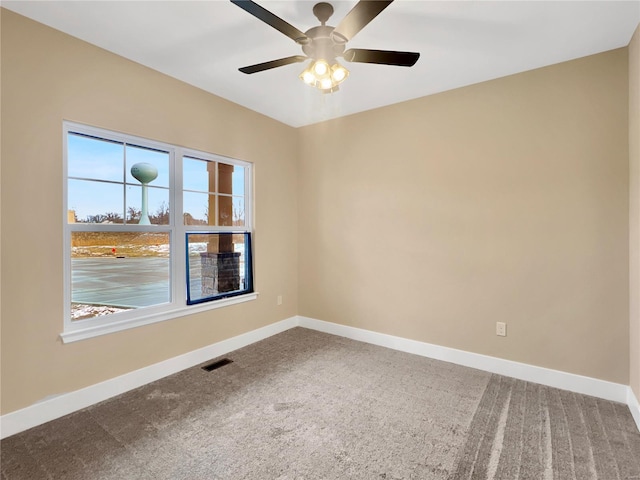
[64,122,253,339]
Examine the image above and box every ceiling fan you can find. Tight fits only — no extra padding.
[230,0,420,92]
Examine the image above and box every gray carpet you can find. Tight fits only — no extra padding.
[1,327,639,479]
[450,375,640,480]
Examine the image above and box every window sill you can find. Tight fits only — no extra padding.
[60,292,259,344]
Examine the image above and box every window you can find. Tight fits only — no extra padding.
[63,122,255,342]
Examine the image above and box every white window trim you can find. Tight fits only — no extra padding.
[60,292,259,343]
[62,121,256,343]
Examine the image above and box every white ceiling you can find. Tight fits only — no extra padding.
[4,1,640,127]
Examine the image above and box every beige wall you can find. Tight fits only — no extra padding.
[631,24,640,400]
[0,10,298,414]
[298,49,630,384]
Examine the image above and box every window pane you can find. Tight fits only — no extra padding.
[68,179,124,223]
[218,195,233,226]
[126,185,170,225]
[68,133,123,182]
[186,232,252,305]
[218,163,235,195]
[232,166,245,197]
[71,231,171,320]
[233,197,245,227]
[183,157,213,193]
[183,191,214,225]
[126,145,170,188]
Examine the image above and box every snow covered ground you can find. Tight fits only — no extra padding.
[71,303,130,321]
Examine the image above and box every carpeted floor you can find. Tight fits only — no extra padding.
[1,327,639,479]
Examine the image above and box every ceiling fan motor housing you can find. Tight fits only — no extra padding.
[301,25,346,63]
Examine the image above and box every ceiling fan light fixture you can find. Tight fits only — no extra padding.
[319,76,333,90]
[299,59,349,93]
[331,63,349,84]
[300,69,316,86]
[313,59,330,76]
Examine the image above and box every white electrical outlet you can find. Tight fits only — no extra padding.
[496,322,507,337]
[277,295,283,306]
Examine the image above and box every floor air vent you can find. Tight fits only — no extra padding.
[201,358,233,372]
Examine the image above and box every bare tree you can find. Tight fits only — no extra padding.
[127,207,141,223]
[149,201,169,225]
[233,205,245,226]
[85,213,107,223]
[104,212,124,223]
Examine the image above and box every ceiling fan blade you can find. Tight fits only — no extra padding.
[343,49,420,67]
[331,0,394,43]
[230,0,309,44]
[239,55,307,74]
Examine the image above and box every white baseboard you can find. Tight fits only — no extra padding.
[629,387,640,432]
[0,317,298,440]
[3,314,637,439]
[297,316,630,404]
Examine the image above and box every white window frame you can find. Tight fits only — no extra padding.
[61,121,256,343]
